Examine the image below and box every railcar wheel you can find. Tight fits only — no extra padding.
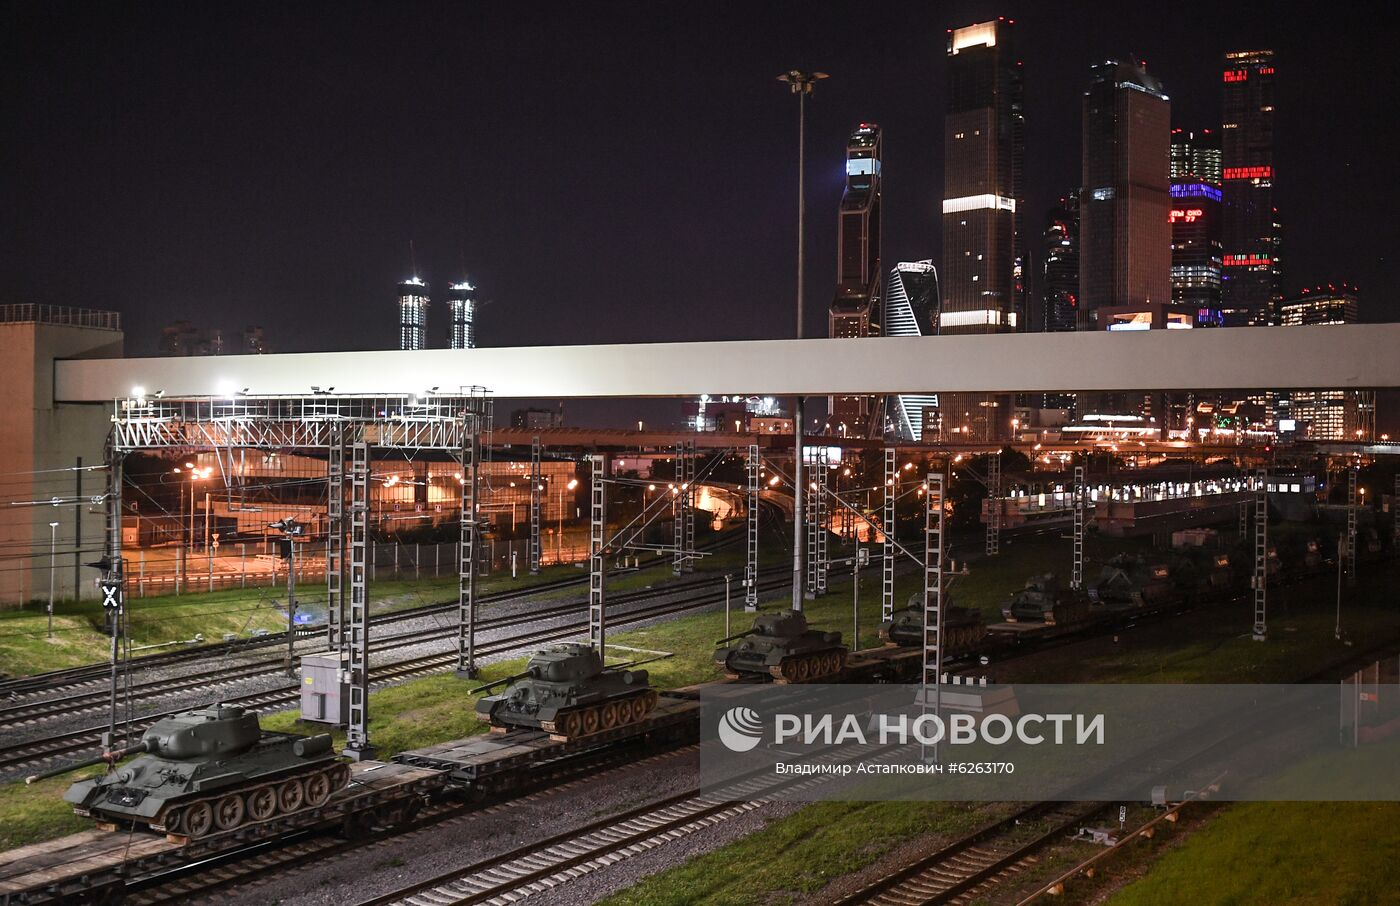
[277,778,304,814]
[304,770,333,808]
[248,786,277,822]
[213,793,245,831]
[183,800,214,839]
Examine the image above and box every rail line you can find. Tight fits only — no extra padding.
[0,574,792,777]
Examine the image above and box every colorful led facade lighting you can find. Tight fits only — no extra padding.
[1221,49,1280,323]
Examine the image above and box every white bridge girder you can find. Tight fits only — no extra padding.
[58,325,1400,402]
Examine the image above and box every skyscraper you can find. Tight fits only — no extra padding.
[397,277,429,351]
[1275,286,1373,440]
[1169,179,1224,322]
[829,123,883,438]
[1170,128,1221,184]
[1041,195,1079,334]
[1221,50,1279,324]
[940,18,1023,442]
[941,19,1024,334]
[1079,59,1171,323]
[883,260,940,441]
[447,280,478,349]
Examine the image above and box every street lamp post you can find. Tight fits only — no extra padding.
[48,521,59,638]
[778,68,827,613]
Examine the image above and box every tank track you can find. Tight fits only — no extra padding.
[767,648,847,684]
[106,762,352,841]
[536,688,659,740]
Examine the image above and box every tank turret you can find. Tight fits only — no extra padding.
[474,643,657,739]
[714,610,846,682]
[29,705,347,840]
[878,593,988,652]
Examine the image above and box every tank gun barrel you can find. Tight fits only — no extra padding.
[25,739,152,785]
[715,628,759,646]
[468,669,535,695]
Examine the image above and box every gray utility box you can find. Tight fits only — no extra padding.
[300,650,350,725]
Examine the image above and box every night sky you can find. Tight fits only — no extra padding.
[4,2,1396,426]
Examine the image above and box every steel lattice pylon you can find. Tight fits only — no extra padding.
[882,448,896,622]
[326,423,347,652]
[923,473,944,688]
[1347,466,1359,588]
[344,436,374,759]
[683,441,696,573]
[589,454,607,659]
[814,447,829,595]
[455,412,481,678]
[1252,469,1268,642]
[985,451,1001,556]
[672,443,690,576]
[745,444,759,611]
[1071,465,1086,591]
[103,439,128,746]
[529,435,542,575]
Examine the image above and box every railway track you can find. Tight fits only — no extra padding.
[837,802,1104,905]
[0,562,770,727]
[0,574,792,777]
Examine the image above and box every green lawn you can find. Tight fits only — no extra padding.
[1109,802,1400,906]
[600,800,999,906]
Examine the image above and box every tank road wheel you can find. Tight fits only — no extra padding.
[247,786,277,822]
[601,701,620,730]
[629,696,647,724]
[183,800,214,839]
[277,778,305,815]
[582,707,601,736]
[558,711,582,737]
[213,793,246,832]
[304,770,333,809]
[796,656,813,682]
[644,690,658,711]
[162,807,183,836]
[779,659,798,683]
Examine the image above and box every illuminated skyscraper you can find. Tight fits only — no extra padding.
[829,123,883,437]
[397,277,429,351]
[1221,50,1279,323]
[1080,59,1171,322]
[1041,195,1079,334]
[940,18,1023,442]
[447,280,478,349]
[1274,286,1373,440]
[941,18,1024,335]
[883,261,939,441]
[1170,128,1221,183]
[1170,180,1223,321]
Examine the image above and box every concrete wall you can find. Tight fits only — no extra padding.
[0,322,123,606]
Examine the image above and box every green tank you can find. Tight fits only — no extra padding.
[473,643,657,739]
[1086,554,1174,609]
[714,610,846,682]
[1001,573,1090,626]
[26,705,348,839]
[878,593,988,653]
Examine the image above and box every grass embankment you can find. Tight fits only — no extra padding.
[601,801,997,906]
[1107,802,1400,906]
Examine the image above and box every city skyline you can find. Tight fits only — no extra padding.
[3,4,1395,429]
